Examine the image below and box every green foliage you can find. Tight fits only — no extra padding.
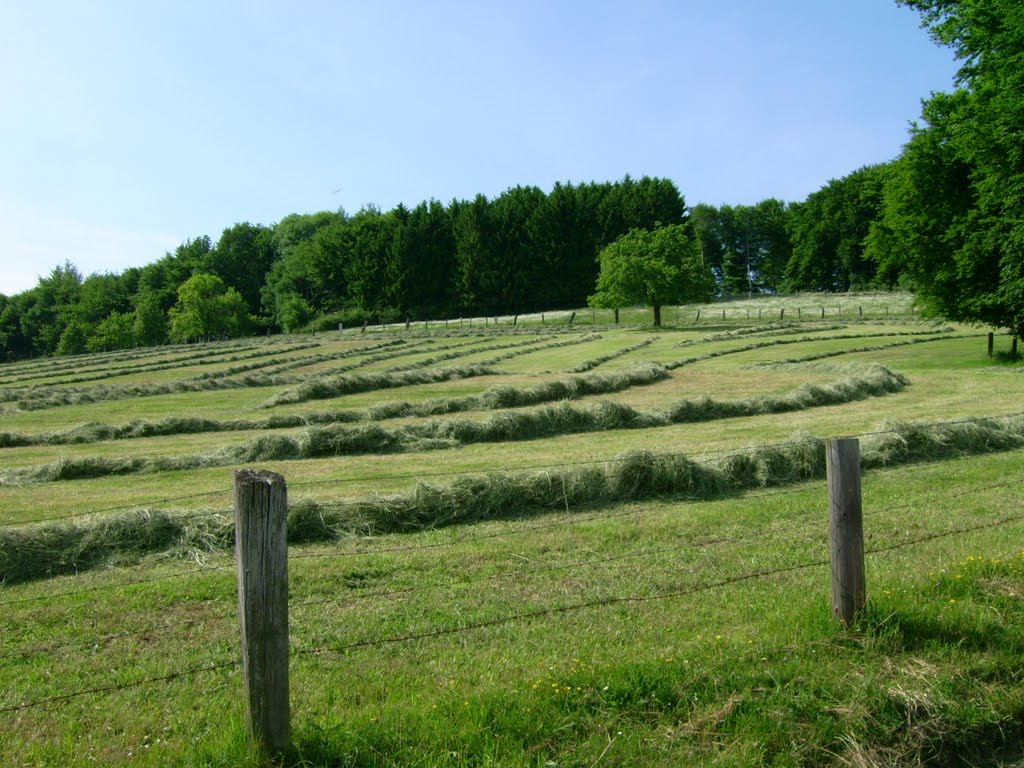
[786,164,889,291]
[871,0,1024,339]
[168,273,253,343]
[589,224,714,325]
[86,311,135,352]
[132,289,167,346]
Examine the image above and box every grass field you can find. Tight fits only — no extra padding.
[1,294,1023,767]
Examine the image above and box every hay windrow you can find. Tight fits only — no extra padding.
[664,329,960,371]
[566,336,657,372]
[0,365,904,486]
[750,334,968,366]
[260,334,600,408]
[4,413,1024,583]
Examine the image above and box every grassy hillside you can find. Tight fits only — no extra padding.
[1,296,1022,767]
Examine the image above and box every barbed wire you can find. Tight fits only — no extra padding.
[0,565,229,608]
[285,411,1024,493]
[294,510,1024,659]
[0,491,232,529]
[290,517,822,610]
[2,500,1020,715]
[0,612,235,664]
[287,483,825,562]
[0,660,238,714]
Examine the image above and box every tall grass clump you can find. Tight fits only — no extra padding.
[4,414,1024,582]
[864,415,1024,466]
[0,365,909,486]
[0,364,671,448]
[0,509,232,583]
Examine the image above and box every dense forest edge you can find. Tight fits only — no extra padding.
[0,0,1020,361]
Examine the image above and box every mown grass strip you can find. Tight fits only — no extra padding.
[0,338,273,381]
[262,335,600,407]
[0,364,907,484]
[0,342,325,395]
[5,411,1022,583]
[0,363,671,447]
[664,329,962,370]
[566,336,657,372]
[3,338,449,412]
[751,334,976,365]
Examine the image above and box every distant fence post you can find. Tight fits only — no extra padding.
[826,438,865,626]
[821,306,825,319]
[988,332,994,358]
[234,470,290,755]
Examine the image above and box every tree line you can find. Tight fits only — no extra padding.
[0,0,1019,360]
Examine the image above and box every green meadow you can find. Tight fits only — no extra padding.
[2,297,1023,767]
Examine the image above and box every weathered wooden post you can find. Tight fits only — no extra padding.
[821,306,825,319]
[780,308,785,320]
[615,308,620,324]
[988,332,995,358]
[826,439,865,626]
[722,308,726,320]
[696,309,701,321]
[234,470,290,755]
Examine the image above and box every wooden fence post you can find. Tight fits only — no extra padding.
[988,332,994,358]
[826,438,865,626]
[234,470,290,754]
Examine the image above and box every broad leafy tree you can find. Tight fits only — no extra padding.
[168,273,252,342]
[589,224,715,326]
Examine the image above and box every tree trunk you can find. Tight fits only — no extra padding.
[653,305,662,327]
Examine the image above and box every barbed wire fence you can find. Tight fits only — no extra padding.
[0,429,1020,740]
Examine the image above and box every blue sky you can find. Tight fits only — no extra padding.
[0,0,958,296]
